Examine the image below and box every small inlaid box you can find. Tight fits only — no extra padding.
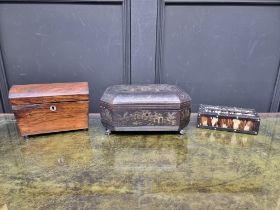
[9,82,89,137]
[197,104,260,135]
[100,84,191,134]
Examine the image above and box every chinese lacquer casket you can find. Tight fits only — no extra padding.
[9,82,89,137]
[197,104,260,135]
[100,84,192,134]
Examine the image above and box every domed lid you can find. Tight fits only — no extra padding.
[100,84,191,108]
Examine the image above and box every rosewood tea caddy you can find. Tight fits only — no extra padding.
[100,84,191,134]
[9,82,89,137]
[197,104,260,135]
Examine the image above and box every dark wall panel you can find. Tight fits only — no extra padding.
[0,1,280,113]
[161,5,280,112]
[131,0,157,84]
[0,3,124,112]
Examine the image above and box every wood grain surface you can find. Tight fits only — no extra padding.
[13,101,89,136]
[9,82,89,105]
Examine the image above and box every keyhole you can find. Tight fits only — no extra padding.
[50,105,56,112]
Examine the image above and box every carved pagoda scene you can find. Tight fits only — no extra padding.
[115,110,177,126]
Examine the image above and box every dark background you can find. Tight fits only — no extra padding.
[0,0,279,113]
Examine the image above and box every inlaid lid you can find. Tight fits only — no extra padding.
[198,104,260,120]
[100,84,191,108]
[9,82,89,105]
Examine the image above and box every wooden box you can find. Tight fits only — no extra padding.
[100,84,191,134]
[9,82,89,137]
[197,104,260,135]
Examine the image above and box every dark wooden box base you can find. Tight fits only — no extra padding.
[100,84,192,135]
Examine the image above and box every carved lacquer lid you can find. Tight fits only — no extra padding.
[100,84,191,109]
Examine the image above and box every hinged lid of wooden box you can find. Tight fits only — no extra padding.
[100,84,191,109]
[9,82,89,105]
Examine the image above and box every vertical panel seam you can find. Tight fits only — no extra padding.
[123,0,131,84]
[0,90,3,112]
[0,45,10,113]
[155,0,165,84]
[270,61,280,112]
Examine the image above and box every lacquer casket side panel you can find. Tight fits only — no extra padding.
[113,109,179,127]
[179,106,191,129]
[100,102,114,129]
[99,102,190,132]
[99,84,192,132]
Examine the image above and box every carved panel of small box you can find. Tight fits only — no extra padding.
[100,84,192,134]
[197,104,260,135]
